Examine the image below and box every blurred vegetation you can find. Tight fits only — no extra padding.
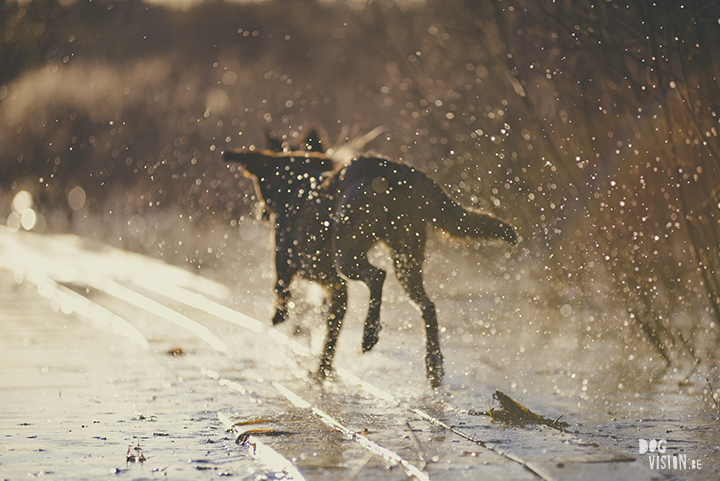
[2,0,720,370]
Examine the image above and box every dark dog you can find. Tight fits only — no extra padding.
[223,147,517,387]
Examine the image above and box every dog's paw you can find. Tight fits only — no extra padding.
[361,322,381,353]
[272,309,288,325]
[313,366,334,384]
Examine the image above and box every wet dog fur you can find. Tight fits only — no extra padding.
[223,139,516,388]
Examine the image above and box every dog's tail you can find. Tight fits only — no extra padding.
[424,181,517,245]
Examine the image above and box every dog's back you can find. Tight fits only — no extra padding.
[331,156,517,253]
[288,154,516,289]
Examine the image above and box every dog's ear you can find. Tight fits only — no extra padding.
[302,129,324,153]
[265,130,285,152]
[298,124,329,153]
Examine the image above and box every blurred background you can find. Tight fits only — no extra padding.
[2,0,720,378]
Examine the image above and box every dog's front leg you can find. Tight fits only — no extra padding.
[272,238,294,325]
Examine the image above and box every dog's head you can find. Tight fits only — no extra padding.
[223,149,334,213]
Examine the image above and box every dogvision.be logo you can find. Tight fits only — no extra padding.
[639,439,702,471]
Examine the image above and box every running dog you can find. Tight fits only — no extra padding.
[223,146,517,387]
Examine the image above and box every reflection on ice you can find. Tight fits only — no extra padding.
[2,222,720,480]
[10,265,149,349]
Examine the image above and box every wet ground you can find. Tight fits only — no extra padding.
[1,225,719,480]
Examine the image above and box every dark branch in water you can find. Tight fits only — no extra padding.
[469,391,569,430]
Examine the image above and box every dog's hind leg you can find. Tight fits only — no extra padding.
[393,249,444,388]
[335,249,386,353]
[317,279,348,380]
[272,278,291,325]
